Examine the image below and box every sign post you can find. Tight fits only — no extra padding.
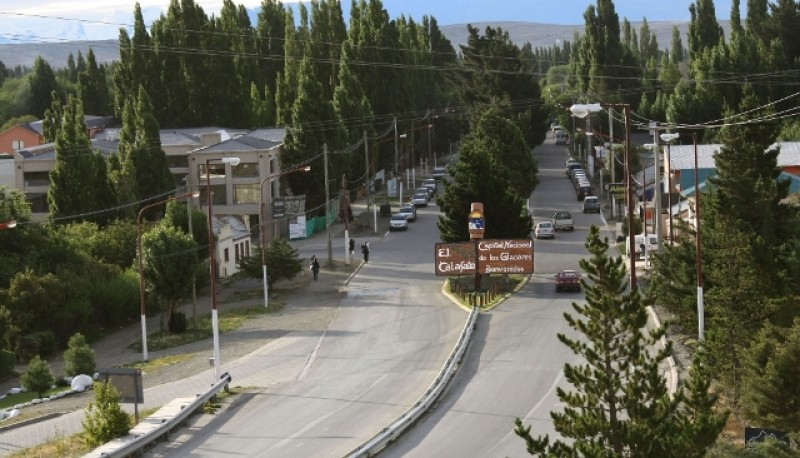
[468,203,485,291]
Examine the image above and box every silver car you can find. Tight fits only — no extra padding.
[411,192,428,207]
[389,213,408,231]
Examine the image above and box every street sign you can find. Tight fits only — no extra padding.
[476,239,534,274]
[435,242,476,275]
[606,182,626,198]
[434,239,534,275]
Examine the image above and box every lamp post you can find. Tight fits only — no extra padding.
[137,190,199,362]
[571,103,637,289]
[205,156,240,380]
[643,142,662,256]
[0,220,16,230]
[660,133,679,246]
[692,134,704,341]
[259,165,311,309]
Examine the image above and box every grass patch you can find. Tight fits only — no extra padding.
[128,305,278,352]
[0,386,71,410]
[6,405,164,458]
[120,354,193,373]
[8,432,89,458]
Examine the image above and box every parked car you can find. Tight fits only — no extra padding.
[416,187,433,200]
[399,204,417,222]
[566,162,583,177]
[552,211,574,231]
[583,196,600,213]
[576,183,593,201]
[555,130,568,145]
[422,178,437,196]
[432,166,447,180]
[534,221,555,239]
[389,213,409,231]
[411,192,429,207]
[555,270,581,292]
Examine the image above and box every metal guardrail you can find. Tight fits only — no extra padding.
[345,306,479,457]
[82,372,232,458]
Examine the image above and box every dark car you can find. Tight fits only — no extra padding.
[582,196,601,213]
[577,183,593,201]
[555,270,581,292]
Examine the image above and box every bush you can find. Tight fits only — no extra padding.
[0,349,15,379]
[63,333,96,377]
[89,270,140,326]
[168,311,188,334]
[18,330,57,362]
[21,355,54,398]
[82,380,131,447]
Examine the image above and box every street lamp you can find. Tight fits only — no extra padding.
[0,220,16,230]
[571,103,637,289]
[643,142,662,255]
[660,133,680,246]
[137,190,199,361]
[259,165,310,310]
[205,156,240,380]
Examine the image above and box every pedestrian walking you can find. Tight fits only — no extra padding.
[310,256,320,280]
[361,242,370,263]
[349,238,356,256]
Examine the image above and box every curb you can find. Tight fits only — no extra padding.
[0,412,65,432]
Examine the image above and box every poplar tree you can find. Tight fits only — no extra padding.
[28,57,60,119]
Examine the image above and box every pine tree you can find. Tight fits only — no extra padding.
[21,355,54,399]
[515,226,724,457]
[437,112,531,242]
[132,86,175,216]
[63,332,96,377]
[742,318,800,433]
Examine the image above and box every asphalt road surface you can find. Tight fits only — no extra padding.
[149,197,468,457]
[380,139,614,457]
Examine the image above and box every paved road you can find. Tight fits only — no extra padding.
[148,200,468,456]
[381,139,615,457]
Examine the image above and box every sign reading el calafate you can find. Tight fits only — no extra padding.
[435,239,534,275]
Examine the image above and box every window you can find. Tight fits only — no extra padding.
[26,192,47,213]
[24,171,50,187]
[199,185,227,206]
[234,184,259,204]
[232,162,258,177]
[224,248,229,263]
[12,140,24,150]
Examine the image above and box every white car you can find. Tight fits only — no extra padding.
[389,213,408,231]
[399,204,417,222]
[432,167,447,180]
[411,193,428,207]
[534,221,555,239]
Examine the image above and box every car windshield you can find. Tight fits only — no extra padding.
[554,212,571,219]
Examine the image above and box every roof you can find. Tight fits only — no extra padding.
[199,135,281,153]
[668,141,800,170]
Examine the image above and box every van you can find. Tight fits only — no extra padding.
[624,234,658,259]
[555,130,568,145]
[576,183,593,201]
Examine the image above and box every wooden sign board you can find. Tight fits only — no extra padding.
[435,239,534,275]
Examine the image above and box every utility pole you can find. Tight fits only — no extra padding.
[324,144,332,265]
[186,185,198,329]
[394,117,399,183]
[609,108,615,219]
[342,173,350,264]
[364,131,375,233]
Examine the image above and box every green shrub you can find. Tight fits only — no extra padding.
[21,355,54,398]
[63,333,96,377]
[82,380,131,447]
[168,312,188,334]
[89,269,140,326]
[0,349,15,378]
[18,330,57,362]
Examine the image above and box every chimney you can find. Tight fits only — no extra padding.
[200,132,222,147]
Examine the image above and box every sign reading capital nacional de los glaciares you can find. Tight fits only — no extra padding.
[434,238,534,275]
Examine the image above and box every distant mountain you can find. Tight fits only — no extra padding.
[0,19,727,70]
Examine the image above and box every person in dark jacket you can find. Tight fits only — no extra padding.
[349,238,356,256]
[310,256,320,280]
[361,242,370,263]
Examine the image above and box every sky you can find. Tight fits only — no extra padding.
[0,0,742,43]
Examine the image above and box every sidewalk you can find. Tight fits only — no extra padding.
[0,193,393,455]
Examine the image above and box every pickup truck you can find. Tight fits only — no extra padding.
[552,211,574,231]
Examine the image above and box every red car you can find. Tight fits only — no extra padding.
[555,270,581,292]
